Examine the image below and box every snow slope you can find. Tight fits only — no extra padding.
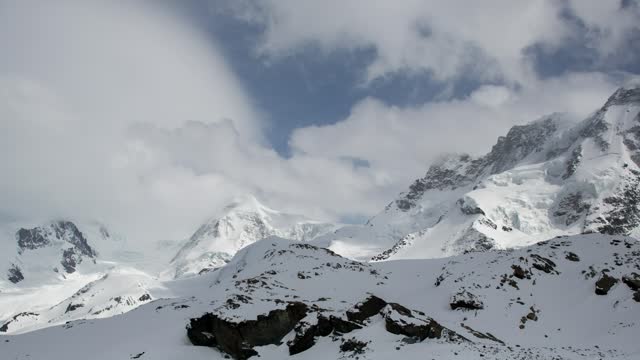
[1,233,638,359]
[314,86,640,261]
[169,195,335,278]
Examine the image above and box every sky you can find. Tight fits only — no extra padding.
[1,0,639,246]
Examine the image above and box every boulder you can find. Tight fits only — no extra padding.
[622,273,640,291]
[595,274,619,295]
[450,291,484,311]
[381,303,461,342]
[346,295,387,323]
[187,302,308,360]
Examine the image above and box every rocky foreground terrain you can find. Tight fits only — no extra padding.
[1,234,638,359]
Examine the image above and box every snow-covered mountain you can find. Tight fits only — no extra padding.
[1,233,638,359]
[0,220,109,287]
[170,195,336,278]
[2,87,640,359]
[315,86,640,261]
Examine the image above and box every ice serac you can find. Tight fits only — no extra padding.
[170,195,335,278]
[314,86,640,261]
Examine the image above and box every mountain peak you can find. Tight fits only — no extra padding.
[222,194,270,213]
[169,197,335,278]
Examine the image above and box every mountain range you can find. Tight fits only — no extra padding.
[1,86,639,359]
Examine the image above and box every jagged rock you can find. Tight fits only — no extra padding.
[530,254,557,274]
[0,312,38,333]
[634,291,640,302]
[563,145,582,179]
[565,252,580,262]
[553,192,590,226]
[138,294,151,302]
[328,315,362,334]
[61,248,80,273]
[7,264,24,284]
[187,302,308,360]
[598,175,640,236]
[16,228,51,252]
[595,274,619,295]
[65,303,84,313]
[450,291,484,311]
[339,338,367,354]
[622,273,640,291]
[512,265,527,279]
[346,295,387,323]
[382,303,456,341]
[288,315,361,355]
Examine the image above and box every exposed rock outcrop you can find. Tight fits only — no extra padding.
[450,291,484,311]
[622,273,640,291]
[7,264,24,284]
[188,302,308,360]
[595,273,619,295]
[189,295,463,359]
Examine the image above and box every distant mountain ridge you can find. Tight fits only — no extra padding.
[169,195,336,278]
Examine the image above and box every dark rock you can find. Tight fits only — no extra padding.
[458,199,485,216]
[65,303,84,313]
[382,304,452,341]
[339,338,367,354]
[53,221,96,257]
[346,295,387,323]
[0,312,38,333]
[595,274,619,295]
[187,302,308,360]
[565,252,580,262]
[16,228,51,252]
[7,264,24,284]
[597,175,640,236]
[622,273,640,291]
[553,192,590,226]
[450,291,484,311]
[563,145,582,179]
[17,221,96,257]
[328,315,362,334]
[61,248,80,273]
[512,265,527,279]
[634,291,640,302]
[460,324,504,345]
[138,293,152,302]
[530,254,557,274]
[288,314,361,355]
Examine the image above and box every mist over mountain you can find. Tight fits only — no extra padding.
[2,2,640,360]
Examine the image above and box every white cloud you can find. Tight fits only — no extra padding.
[0,1,264,245]
[290,73,619,190]
[223,0,638,84]
[0,1,636,249]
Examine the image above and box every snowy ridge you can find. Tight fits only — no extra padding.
[315,86,640,261]
[0,233,638,359]
[170,195,335,278]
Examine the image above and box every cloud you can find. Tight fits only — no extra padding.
[290,73,619,189]
[1,1,637,250]
[0,1,264,245]
[221,0,638,84]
